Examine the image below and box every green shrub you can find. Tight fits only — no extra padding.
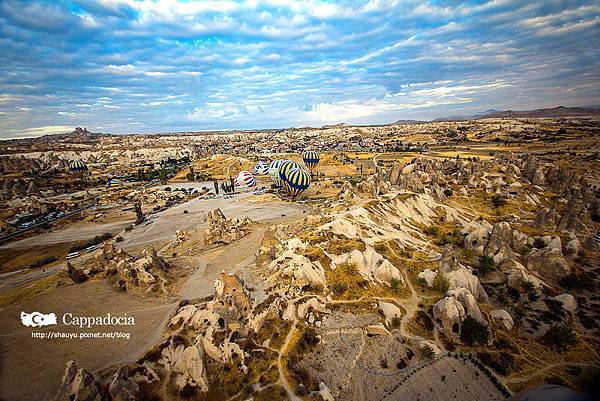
[491,194,507,208]
[421,344,435,359]
[477,351,516,375]
[543,323,577,352]
[423,225,440,236]
[460,316,490,346]
[478,256,495,275]
[432,271,450,293]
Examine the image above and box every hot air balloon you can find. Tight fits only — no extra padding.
[253,161,270,176]
[302,151,320,172]
[282,167,311,197]
[235,170,256,187]
[268,160,285,187]
[277,160,305,182]
[68,160,88,175]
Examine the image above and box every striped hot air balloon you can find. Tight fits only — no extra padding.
[235,170,256,187]
[253,161,270,176]
[277,160,305,182]
[282,167,311,197]
[68,160,88,175]
[269,160,285,187]
[302,151,320,172]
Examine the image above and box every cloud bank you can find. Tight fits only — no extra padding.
[0,0,599,138]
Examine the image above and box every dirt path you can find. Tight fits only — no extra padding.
[119,193,305,249]
[278,321,302,401]
[503,362,599,384]
[398,269,420,342]
[180,227,267,300]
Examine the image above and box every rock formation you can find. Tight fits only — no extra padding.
[50,360,101,401]
[204,208,253,245]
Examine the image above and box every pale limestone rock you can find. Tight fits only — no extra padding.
[444,266,489,303]
[490,309,514,330]
[446,288,484,323]
[297,298,330,319]
[541,235,562,251]
[170,344,208,393]
[51,360,101,401]
[526,247,570,283]
[433,296,466,334]
[108,366,139,401]
[553,293,577,313]
[378,301,401,327]
[319,382,335,401]
[418,269,437,287]
[507,269,543,290]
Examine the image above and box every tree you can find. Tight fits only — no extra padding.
[491,194,507,208]
[523,281,539,302]
[460,316,490,346]
[543,323,577,352]
[421,344,435,359]
[433,271,450,293]
[158,168,168,181]
[134,201,144,225]
[478,256,495,275]
[185,166,196,182]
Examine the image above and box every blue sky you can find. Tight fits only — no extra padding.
[0,0,599,138]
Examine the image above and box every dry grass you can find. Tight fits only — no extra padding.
[0,274,62,308]
[323,237,365,255]
[0,243,69,273]
[301,246,332,270]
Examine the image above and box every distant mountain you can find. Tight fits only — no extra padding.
[19,127,107,145]
[481,106,600,119]
[390,119,427,125]
[434,106,600,121]
[321,123,346,129]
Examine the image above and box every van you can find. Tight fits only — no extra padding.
[66,252,80,260]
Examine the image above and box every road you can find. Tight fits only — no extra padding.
[0,203,96,245]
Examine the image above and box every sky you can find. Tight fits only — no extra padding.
[0,0,599,138]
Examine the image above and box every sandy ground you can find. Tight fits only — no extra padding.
[0,279,177,401]
[0,192,306,294]
[0,193,306,400]
[0,221,130,250]
[180,227,269,301]
[119,192,305,250]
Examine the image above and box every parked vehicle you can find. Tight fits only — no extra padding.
[66,252,80,260]
[85,245,99,252]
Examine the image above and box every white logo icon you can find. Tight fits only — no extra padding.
[21,311,57,327]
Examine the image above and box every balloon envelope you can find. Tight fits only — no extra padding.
[69,160,88,174]
[277,160,304,181]
[268,160,285,187]
[282,167,311,197]
[302,151,320,171]
[235,170,256,187]
[253,161,269,175]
